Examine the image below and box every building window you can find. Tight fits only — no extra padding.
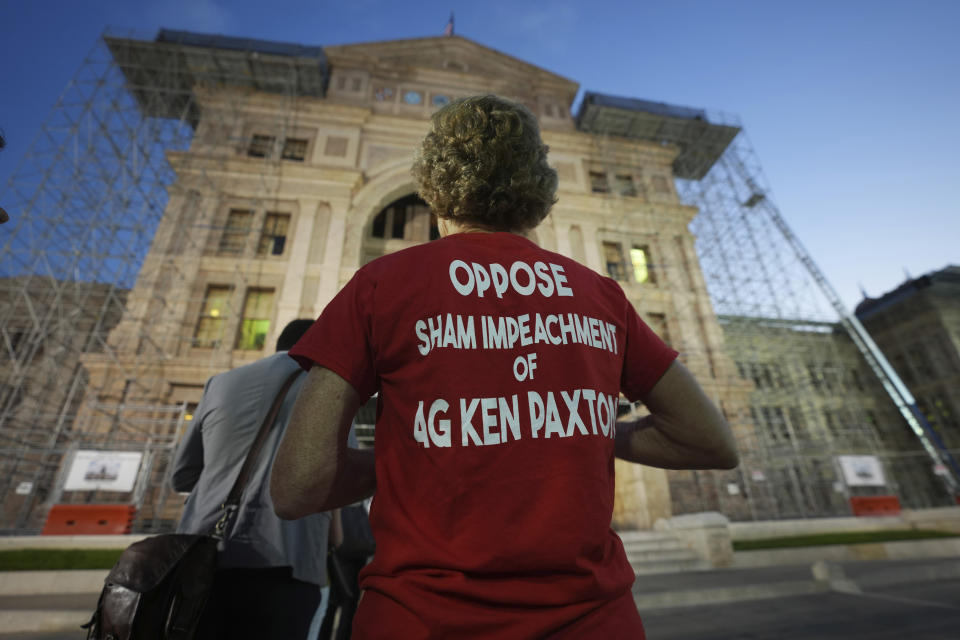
[218,209,253,255]
[745,362,780,390]
[769,363,785,389]
[630,245,653,284]
[788,407,806,438]
[236,288,275,351]
[589,171,610,194]
[194,285,232,348]
[281,138,308,161]
[369,195,432,242]
[614,174,637,197]
[247,134,275,158]
[603,241,626,281]
[351,77,363,92]
[374,86,395,102]
[763,406,791,443]
[391,207,406,239]
[258,213,290,256]
[807,363,840,392]
[823,409,841,439]
[371,211,387,238]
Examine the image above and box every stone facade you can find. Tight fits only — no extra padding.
[74,34,755,528]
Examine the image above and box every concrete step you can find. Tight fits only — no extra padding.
[621,538,691,554]
[618,531,681,542]
[628,548,700,563]
[618,530,704,575]
[631,556,703,575]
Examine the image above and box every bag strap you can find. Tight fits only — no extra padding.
[213,367,303,539]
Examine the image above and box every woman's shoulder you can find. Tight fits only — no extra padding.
[536,248,627,297]
[357,238,457,279]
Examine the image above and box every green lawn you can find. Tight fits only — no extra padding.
[0,548,125,571]
[734,529,960,551]
[1,529,957,569]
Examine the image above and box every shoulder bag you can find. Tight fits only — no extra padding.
[83,368,302,640]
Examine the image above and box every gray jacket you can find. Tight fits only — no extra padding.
[171,352,327,586]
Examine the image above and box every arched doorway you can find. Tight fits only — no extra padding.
[361,194,439,265]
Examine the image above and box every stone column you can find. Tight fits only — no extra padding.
[314,202,349,314]
[554,222,572,258]
[579,222,603,274]
[275,199,318,333]
[614,459,673,530]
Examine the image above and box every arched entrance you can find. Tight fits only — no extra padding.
[361,194,439,264]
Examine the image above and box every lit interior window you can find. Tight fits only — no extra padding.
[630,246,649,283]
[236,288,275,350]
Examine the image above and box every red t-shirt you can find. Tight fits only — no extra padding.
[290,232,677,639]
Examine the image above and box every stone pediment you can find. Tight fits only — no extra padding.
[325,36,578,97]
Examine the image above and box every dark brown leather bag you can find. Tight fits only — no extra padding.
[83,369,302,639]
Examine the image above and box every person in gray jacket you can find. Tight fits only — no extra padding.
[172,318,324,639]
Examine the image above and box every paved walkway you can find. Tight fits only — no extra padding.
[2,556,960,636]
[632,556,960,609]
[641,578,960,639]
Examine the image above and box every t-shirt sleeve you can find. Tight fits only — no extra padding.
[620,300,679,402]
[288,269,378,400]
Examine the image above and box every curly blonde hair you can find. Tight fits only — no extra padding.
[412,95,558,232]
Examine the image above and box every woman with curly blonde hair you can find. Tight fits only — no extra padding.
[412,95,557,233]
[275,94,737,639]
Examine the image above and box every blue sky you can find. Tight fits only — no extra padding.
[2,0,958,310]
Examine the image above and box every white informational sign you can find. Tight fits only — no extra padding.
[726,483,741,495]
[838,455,886,487]
[751,469,766,482]
[64,450,143,492]
[15,481,33,495]
[933,464,949,477]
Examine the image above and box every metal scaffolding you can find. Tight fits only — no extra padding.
[0,29,322,531]
[577,92,958,518]
[1,31,956,533]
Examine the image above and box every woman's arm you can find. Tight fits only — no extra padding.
[615,360,739,470]
[271,366,376,519]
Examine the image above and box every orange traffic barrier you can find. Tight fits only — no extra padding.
[849,495,901,517]
[41,504,136,535]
